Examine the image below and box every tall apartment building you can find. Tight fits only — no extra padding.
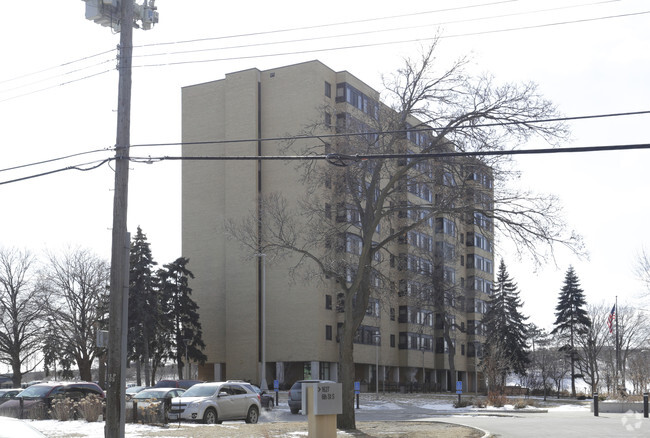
[181,60,494,392]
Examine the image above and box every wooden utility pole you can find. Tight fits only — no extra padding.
[105,1,133,437]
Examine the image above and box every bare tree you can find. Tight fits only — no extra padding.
[41,248,110,382]
[617,305,650,392]
[574,303,609,394]
[636,248,650,299]
[627,349,650,394]
[528,327,554,400]
[227,40,579,429]
[0,248,49,386]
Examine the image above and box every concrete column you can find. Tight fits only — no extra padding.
[276,362,285,385]
[311,361,320,380]
[214,363,223,381]
[330,362,338,382]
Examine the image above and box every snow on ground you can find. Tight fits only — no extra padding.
[22,395,590,437]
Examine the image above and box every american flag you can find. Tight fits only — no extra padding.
[607,304,616,334]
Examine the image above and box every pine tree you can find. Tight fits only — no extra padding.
[482,259,530,389]
[551,266,591,397]
[128,226,159,386]
[158,257,207,380]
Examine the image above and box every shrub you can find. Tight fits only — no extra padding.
[78,394,104,422]
[487,392,506,408]
[136,400,166,424]
[513,399,528,409]
[473,399,486,408]
[50,397,76,421]
[454,398,472,408]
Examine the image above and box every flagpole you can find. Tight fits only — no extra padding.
[615,296,619,395]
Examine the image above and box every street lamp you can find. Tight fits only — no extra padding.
[373,332,381,398]
[420,345,426,392]
[256,253,268,390]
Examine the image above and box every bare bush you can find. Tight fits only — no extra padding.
[78,394,104,422]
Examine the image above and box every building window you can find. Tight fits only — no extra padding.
[325,112,331,127]
[354,325,380,345]
[435,217,456,236]
[326,325,332,341]
[366,298,380,318]
[399,332,433,350]
[461,344,465,355]
[325,294,332,310]
[320,362,331,380]
[390,334,395,348]
[324,81,331,98]
[390,308,395,321]
[467,254,493,274]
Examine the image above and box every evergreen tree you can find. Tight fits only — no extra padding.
[158,257,207,380]
[551,266,591,397]
[127,226,159,386]
[482,259,530,389]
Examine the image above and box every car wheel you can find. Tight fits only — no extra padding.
[245,405,259,424]
[202,408,217,424]
[290,407,299,414]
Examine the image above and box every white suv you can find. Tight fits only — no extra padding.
[168,382,261,424]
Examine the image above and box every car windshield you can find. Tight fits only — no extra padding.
[16,385,54,398]
[180,385,218,398]
[133,389,168,399]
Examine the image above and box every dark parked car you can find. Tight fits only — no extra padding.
[247,384,274,410]
[0,381,104,419]
[131,387,185,410]
[154,379,203,389]
[125,385,149,400]
[287,380,334,414]
[0,389,22,405]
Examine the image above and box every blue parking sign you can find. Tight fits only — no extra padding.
[354,381,360,394]
[456,381,463,394]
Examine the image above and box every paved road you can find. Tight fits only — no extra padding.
[262,395,650,438]
[440,410,650,438]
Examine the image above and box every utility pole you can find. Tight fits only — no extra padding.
[105,1,133,436]
[81,2,158,437]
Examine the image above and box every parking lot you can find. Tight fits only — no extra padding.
[23,392,650,437]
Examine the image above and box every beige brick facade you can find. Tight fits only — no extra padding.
[182,60,493,392]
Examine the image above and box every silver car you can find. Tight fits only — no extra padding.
[168,382,261,424]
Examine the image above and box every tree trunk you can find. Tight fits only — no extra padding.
[337,324,356,430]
[77,355,93,382]
[136,359,142,386]
[11,357,22,387]
[143,331,151,386]
[570,356,576,397]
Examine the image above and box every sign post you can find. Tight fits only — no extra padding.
[355,381,360,409]
[274,379,279,407]
[303,382,342,438]
[456,380,463,405]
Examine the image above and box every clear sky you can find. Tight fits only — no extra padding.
[1,0,649,332]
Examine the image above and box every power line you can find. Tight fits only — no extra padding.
[4,109,648,181]
[0,48,116,86]
[129,143,650,165]
[127,110,650,149]
[131,0,619,61]
[131,10,650,69]
[4,139,650,187]
[0,148,112,174]
[0,58,115,96]
[133,0,522,49]
[0,159,112,186]
[0,69,114,103]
